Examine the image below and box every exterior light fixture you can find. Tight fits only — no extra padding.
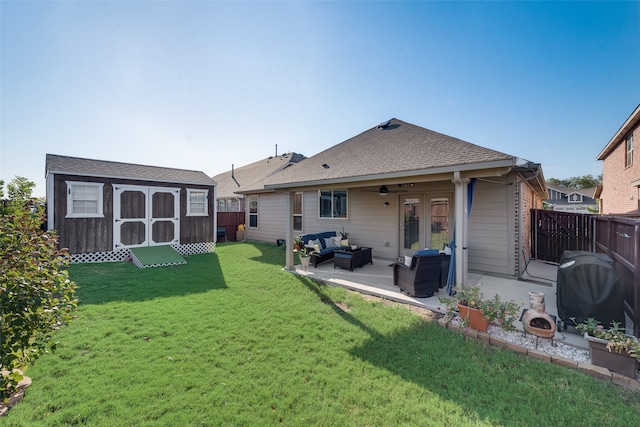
[378,185,389,196]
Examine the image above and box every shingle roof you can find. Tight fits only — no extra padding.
[212,153,306,198]
[241,118,517,192]
[46,154,216,186]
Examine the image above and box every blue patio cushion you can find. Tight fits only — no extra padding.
[334,252,351,259]
[301,231,337,250]
[415,249,440,257]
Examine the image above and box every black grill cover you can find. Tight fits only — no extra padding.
[556,251,624,327]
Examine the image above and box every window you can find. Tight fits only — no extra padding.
[293,192,303,232]
[626,133,634,167]
[319,190,347,218]
[187,189,208,216]
[568,193,583,203]
[218,199,226,212]
[65,181,104,218]
[248,195,258,228]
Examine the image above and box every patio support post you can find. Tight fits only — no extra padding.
[453,171,470,287]
[285,190,295,270]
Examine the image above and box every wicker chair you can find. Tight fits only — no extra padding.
[393,253,446,297]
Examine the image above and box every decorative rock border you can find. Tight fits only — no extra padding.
[437,313,640,392]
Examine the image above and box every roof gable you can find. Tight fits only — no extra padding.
[243,118,517,192]
[212,153,306,198]
[597,104,640,161]
[46,154,216,186]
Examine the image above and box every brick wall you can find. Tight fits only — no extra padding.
[600,124,640,214]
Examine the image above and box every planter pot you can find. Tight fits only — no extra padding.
[585,333,638,378]
[457,304,489,332]
[299,256,311,270]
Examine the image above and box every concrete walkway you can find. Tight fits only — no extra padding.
[291,256,588,349]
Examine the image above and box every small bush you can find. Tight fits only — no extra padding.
[0,206,78,402]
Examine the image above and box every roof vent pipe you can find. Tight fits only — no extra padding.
[232,164,240,187]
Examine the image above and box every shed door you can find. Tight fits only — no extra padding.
[114,185,180,250]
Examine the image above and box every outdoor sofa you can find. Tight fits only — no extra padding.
[299,231,348,268]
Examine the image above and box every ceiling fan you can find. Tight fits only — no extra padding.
[363,185,409,196]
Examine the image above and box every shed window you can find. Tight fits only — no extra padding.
[187,189,208,216]
[293,192,303,232]
[248,195,258,228]
[319,190,347,218]
[626,133,634,167]
[65,181,104,218]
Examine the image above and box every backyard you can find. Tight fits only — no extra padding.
[3,242,640,426]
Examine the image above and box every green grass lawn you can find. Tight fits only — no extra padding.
[4,242,640,426]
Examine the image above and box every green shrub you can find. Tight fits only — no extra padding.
[0,206,78,402]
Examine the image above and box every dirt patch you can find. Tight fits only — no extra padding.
[358,293,441,322]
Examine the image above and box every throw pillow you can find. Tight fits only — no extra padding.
[305,244,320,254]
[404,256,413,267]
[307,238,321,249]
[324,237,338,248]
[331,236,342,247]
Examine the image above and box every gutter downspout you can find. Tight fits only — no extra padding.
[517,164,541,280]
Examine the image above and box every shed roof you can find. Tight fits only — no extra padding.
[46,154,216,186]
[212,152,306,198]
[240,118,520,192]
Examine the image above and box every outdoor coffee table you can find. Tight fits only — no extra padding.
[333,247,372,271]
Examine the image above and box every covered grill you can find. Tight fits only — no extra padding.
[556,251,624,329]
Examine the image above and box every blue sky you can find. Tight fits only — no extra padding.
[1,1,639,197]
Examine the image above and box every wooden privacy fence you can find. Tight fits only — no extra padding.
[530,209,640,336]
[594,216,640,337]
[217,212,245,241]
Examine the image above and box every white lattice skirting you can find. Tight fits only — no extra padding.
[70,242,216,264]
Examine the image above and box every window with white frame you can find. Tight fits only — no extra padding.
[65,181,105,218]
[293,192,303,232]
[319,189,347,218]
[218,199,227,212]
[568,193,583,203]
[187,189,208,216]
[626,133,634,167]
[248,195,258,228]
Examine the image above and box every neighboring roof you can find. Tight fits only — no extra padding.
[597,104,640,160]
[46,154,216,186]
[239,118,532,193]
[546,185,598,199]
[212,152,306,198]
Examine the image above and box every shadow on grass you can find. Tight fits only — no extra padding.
[70,252,227,305]
[297,275,640,426]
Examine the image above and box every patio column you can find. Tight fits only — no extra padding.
[285,190,295,270]
[452,172,470,287]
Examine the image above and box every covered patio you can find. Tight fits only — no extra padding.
[292,257,588,350]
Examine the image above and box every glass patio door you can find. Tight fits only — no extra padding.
[401,196,421,256]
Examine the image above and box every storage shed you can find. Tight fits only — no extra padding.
[45,154,217,263]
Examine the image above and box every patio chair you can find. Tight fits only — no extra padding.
[393,251,444,297]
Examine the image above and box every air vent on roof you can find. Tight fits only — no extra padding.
[322,164,330,169]
[377,120,391,129]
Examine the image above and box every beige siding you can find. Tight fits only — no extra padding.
[243,193,288,243]
[468,178,515,276]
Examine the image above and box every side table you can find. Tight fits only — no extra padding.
[333,247,372,271]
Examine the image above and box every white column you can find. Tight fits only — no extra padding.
[452,172,470,287]
[285,191,295,270]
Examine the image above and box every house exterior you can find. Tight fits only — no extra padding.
[597,104,640,215]
[212,152,306,214]
[45,154,217,263]
[236,118,547,285]
[545,185,598,213]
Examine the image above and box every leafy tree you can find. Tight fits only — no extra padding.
[1,176,38,216]
[546,174,602,190]
[0,182,78,402]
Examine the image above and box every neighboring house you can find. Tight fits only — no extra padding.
[45,154,217,263]
[236,118,547,284]
[212,152,306,214]
[597,104,640,215]
[545,185,598,213]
